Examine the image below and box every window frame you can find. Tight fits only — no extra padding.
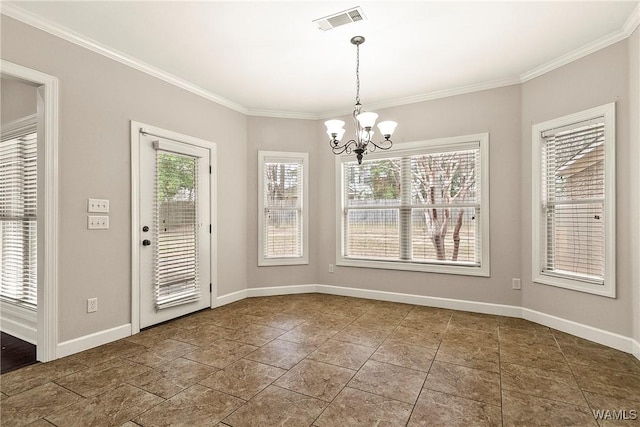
[531,102,616,297]
[258,151,309,266]
[335,133,490,276]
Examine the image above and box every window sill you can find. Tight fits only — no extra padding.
[337,257,489,277]
[259,257,309,267]
[533,272,615,298]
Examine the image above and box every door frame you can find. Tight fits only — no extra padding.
[1,60,59,362]
[130,121,217,334]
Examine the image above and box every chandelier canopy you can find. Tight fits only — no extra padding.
[325,36,397,164]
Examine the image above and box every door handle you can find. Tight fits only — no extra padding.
[142,239,151,246]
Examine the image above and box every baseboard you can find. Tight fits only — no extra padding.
[632,338,640,360]
[0,300,37,344]
[216,289,247,307]
[247,284,317,298]
[56,323,131,358]
[316,284,523,318]
[522,308,636,355]
[236,283,639,360]
[56,285,638,362]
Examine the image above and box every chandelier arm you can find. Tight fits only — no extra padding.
[330,139,357,155]
[369,139,394,151]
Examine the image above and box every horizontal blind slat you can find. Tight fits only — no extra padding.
[0,129,37,308]
[154,150,200,310]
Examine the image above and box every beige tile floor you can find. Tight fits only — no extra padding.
[2,293,640,426]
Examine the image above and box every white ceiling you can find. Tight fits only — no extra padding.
[4,1,639,118]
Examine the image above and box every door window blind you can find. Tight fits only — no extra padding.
[263,158,303,258]
[154,150,200,309]
[0,130,37,308]
[542,118,605,282]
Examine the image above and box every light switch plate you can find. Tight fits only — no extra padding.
[88,198,109,213]
[88,215,109,230]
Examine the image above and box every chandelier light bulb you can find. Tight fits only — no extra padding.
[377,121,398,138]
[325,119,345,135]
[356,112,378,129]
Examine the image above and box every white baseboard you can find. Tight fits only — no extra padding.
[632,338,640,360]
[247,284,317,298]
[216,289,247,307]
[55,285,638,362]
[316,284,523,318]
[56,323,131,358]
[231,283,639,361]
[522,308,637,355]
[0,300,37,344]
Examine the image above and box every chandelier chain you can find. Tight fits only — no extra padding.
[355,42,360,107]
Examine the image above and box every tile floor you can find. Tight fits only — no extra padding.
[1,293,639,426]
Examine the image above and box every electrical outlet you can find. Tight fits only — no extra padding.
[329,264,334,273]
[88,198,109,213]
[512,278,522,290]
[88,215,109,230]
[87,297,98,313]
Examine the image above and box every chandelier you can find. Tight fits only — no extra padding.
[325,36,397,165]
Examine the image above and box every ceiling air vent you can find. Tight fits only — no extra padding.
[313,7,366,31]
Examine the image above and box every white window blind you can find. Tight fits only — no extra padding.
[258,151,308,266]
[0,129,37,308]
[263,159,303,258]
[339,135,488,276]
[154,151,200,309]
[542,118,605,283]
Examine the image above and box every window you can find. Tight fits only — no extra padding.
[337,134,489,276]
[154,148,201,309]
[532,103,615,297]
[258,151,309,266]
[0,118,37,308]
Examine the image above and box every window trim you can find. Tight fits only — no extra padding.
[531,102,616,298]
[335,133,490,277]
[258,151,309,266]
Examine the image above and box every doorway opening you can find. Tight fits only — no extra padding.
[1,61,59,363]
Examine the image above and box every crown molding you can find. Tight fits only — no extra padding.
[2,2,638,120]
[246,109,320,120]
[520,5,639,83]
[318,75,523,119]
[623,2,640,36]
[1,3,248,115]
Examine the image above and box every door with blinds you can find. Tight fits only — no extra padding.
[139,132,211,329]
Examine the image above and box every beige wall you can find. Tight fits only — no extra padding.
[1,76,37,124]
[1,13,637,348]
[316,85,523,306]
[246,116,318,287]
[521,37,634,336]
[629,28,640,344]
[1,16,248,342]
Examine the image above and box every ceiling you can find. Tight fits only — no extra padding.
[4,1,639,118]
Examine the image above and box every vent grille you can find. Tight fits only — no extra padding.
[313,7,366,31]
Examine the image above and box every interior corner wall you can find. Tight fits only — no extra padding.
[246,116,319,288]
[629,27,640,345]
[316,85,523,307]
[1,15,249,343]
[521,37,633,336]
